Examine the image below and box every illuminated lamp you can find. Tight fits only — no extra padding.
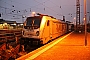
[83,17,86,21]
[31,12,36,16]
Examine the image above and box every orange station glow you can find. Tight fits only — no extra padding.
[26,32,72,60]
[83,17,86,21]
[16,32,72,60]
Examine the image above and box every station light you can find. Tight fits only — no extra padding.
[31,12,36,16]
[20,24,23,26]
[3,23,7,26]
[11,23,16,25]
[83,17,86,21]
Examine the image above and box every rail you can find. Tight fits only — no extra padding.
[0,29,22,44]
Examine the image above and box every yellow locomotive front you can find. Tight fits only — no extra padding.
[22,15,51,45]
[23,16,42,39]
[22,14,54,45]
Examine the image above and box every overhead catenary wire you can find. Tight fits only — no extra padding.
[33,0,63,17]
[0,6,23,16]
[0,0,76,17]
[9,0,46,12]
[1,0,88,22]
[0,0,49,17]
[0,1,29,20]
[44,0,64,16]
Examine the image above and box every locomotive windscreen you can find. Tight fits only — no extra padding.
[25,16,42,29]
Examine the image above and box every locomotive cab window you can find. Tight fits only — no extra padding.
[47,20,49,26]
[25,16,42,29]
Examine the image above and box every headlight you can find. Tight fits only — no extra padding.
[36,31,39,36]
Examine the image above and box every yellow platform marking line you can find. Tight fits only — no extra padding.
[26,32,73,60]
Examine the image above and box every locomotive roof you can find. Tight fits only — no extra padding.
[26,15,67,24]
[26,16,42,19]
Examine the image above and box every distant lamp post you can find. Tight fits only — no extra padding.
[83,17,85,21]
[73,17,76,30]
[84,0,87,46]
[74,17,76,25]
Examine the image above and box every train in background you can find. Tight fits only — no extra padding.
[22,13,74,45]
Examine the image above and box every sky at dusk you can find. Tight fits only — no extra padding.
[0,0,90,23]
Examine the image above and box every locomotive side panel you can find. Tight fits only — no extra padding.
[51,20,62,39]
[40,16,63,44]
[59,23,63,35]
[62,23,67,34]
[52,21,57,39]
[39,16,51,44]
[58,22,63,36]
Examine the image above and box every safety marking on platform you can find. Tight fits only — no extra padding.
[26,32,73,60]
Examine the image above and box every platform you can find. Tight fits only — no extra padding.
[16,32,90,60]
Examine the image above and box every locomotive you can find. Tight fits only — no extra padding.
[22,13,73,45]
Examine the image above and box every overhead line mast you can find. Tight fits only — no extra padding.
[76,0,80,31]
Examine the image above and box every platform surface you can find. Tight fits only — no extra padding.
[17,32,90,60]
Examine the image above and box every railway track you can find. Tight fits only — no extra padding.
[0,29,42,60]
